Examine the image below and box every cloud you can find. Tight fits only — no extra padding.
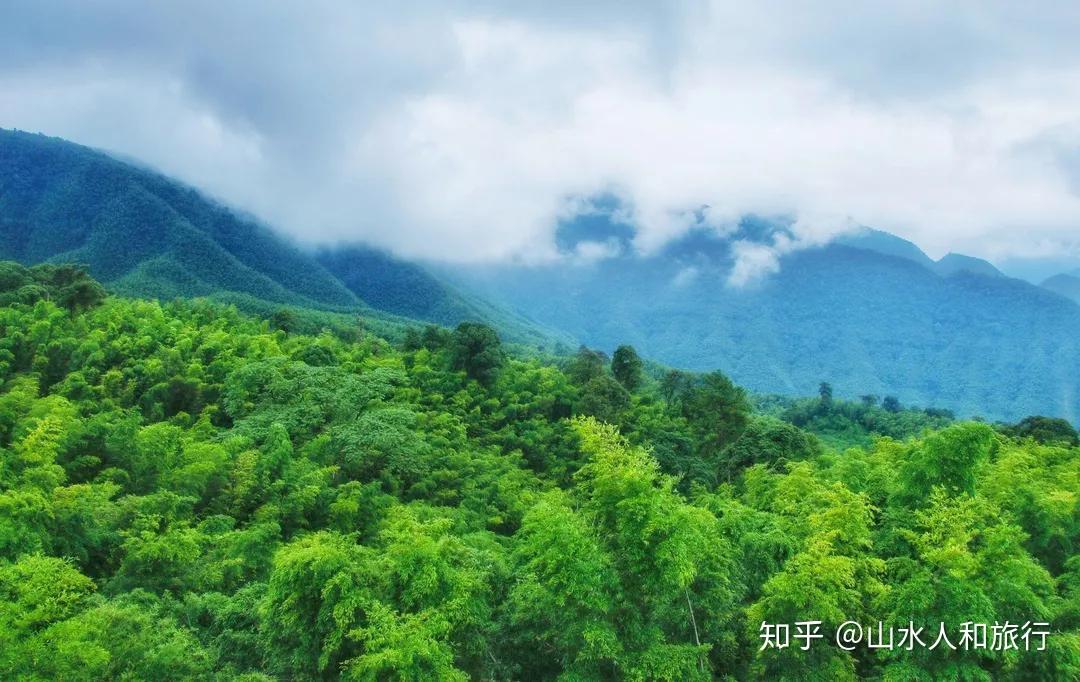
[672,266,700,288]
[3,2,1080,266]
[728,241,781,288]
[726,214,858,286]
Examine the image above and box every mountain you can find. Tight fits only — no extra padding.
[449,217,1080,422]
[835,227,936,268]
[1042,271,1080,304]
[0,130,359,309]
[933,252,1003,278]
[998,255,1080,283]
[0,129,563,346]
[836,230,1004,278]
[837,230,1005,278]
[316,245,568,342]
[7,128,1080,420]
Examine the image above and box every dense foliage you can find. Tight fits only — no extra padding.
[754,389,956,451]
[0,261,105,312]
[1,276,1077,680]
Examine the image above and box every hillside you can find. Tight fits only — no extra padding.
[933,252,1003,278]
[1043,271,1080,305]
[315,245,565,344]
[0,130,359,308]
[449,217,1080,422]
[835,227,936,268]
[0,129,563,347]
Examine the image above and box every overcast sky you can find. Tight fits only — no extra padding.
[3,2,1080,271]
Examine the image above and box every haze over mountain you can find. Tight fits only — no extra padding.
[1042,270,1080,306]
[4,128,1080,422]
[7,3,1080,270]
[0,129,559,346]
[446,215,1080,423]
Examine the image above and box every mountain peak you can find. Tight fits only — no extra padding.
[934,252,1003,278]
[833,227,935,268]
[1042,272,1080,305]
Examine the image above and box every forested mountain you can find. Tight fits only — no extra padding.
[933,252,1003,278]
[0,130,357,309]
[7,128,1080,422]
[0,129,561,347]
[835,228,937,268]
[1043,271,1080,305]
[315,245,560,339]
[448,219,1080,422]
[1,270,1077,680]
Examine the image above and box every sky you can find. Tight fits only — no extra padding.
[3,1,1080,276]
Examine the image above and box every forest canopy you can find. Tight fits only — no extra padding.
[0,266,1077,680]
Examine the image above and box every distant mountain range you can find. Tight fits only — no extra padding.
[445,220,1080,422]
[837,229,1005,278]
[1042,270,1080,305]
[0,129,562,346]
[3,128,1080,422]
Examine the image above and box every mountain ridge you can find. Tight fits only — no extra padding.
[447,220,1080,422]
[5,128,1080,421]
[1042,271,1080,305]
[0,128,565,347]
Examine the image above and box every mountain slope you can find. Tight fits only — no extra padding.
[316,245,572,346]
[0,129,358,308]
[0,129,566,346]
[450,224,1080,422]
[933,252,1003,278]
[835,227,936,268]
[1042,272,1080,304]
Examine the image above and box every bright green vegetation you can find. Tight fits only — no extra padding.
[753,388,956,451]
[1,270,1077,680]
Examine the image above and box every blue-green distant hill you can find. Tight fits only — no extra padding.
[0,129,563,346]
[933,252,1003,278]
[447,219,1080,422]
[1042,271,1080,305]
[314,245,556,337]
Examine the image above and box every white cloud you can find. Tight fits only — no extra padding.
[725,214,858,286]
[672,266,700,287]
[2,2,1080,266]
[728,241,781,287]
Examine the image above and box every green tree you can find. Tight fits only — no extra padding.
[819,381,833,406]
[566,346,608,385]
[611,344,644,392]
[1004,415,1079,446]
[679,371,751,479]
[721,415,822,481]
[450,322,504,386]
[269,308,299,333]
[659,369,694,403]
[893,422,995,507]
[576,373,631,424]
